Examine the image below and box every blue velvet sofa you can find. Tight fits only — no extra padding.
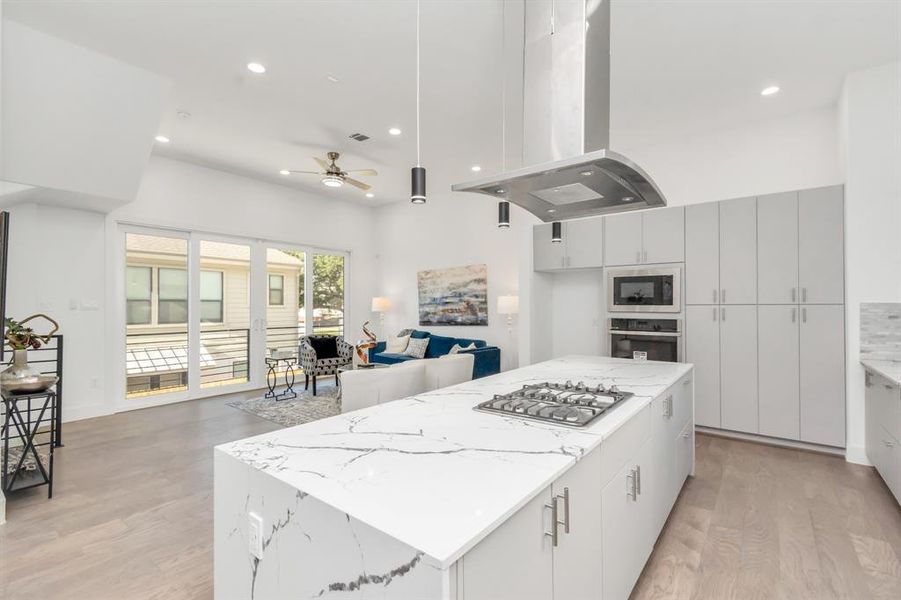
[368,330,501,379]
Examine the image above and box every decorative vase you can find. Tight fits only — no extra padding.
[0,349,58,394]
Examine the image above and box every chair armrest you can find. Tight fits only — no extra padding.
[299,339,317,370]
[464,346,501,379]
[337,339,354,360]
[368,341,387,361]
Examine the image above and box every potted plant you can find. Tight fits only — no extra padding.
[1,313,59,394]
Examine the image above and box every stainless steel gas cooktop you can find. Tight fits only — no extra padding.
[474,381,634,428]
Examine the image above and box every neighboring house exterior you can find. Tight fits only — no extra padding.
[125,235,302,396]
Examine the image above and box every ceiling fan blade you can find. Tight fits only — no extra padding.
[344,177,372,191]
[346,169,378,176]
[288,170,322,175]
[314,157,331,171]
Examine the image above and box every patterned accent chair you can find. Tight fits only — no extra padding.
[299,335,354,396]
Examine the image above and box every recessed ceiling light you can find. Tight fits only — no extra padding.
[471,165,482,172]
[580,170,593,176]
[496,189,505,194]
[388,127,402,136]
[326,74,339,83]
[761,85,780,96]
[154,135,170,143]
[366,192,375,198]
[246,62,266,74]
[279,170,290,176]
[547,209,556,213]
[621,196,634,202]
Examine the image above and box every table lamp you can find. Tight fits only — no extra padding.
[497,295,519,332]
[371,297,392,332]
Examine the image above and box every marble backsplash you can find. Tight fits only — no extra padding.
[861,302,901,361]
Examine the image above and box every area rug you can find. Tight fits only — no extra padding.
[226,384,341,428]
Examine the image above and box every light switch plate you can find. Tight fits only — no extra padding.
[248,512,264,559]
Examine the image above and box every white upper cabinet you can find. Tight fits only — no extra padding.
[642,207,685,264]
[533,223,566,271]
[564,218,605,269]
[757,192,799,304]
[603,207,684,266]
[533,219,603,271]
[719,197,758,304]
[800,304,846,447]
[799,186,844,304]
[603,212,644,266]
[685,203,720,305]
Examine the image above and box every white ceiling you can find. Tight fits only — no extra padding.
[4,0,900,206]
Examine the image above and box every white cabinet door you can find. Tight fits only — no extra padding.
[604,212,643,266]
[758,305,800,440]
[720,305,758,434]
[685,202,720,305]
[461,485,554,600]
[719,197,757,304]
[601,440,653,600]
[552,449,603,600]
[565,218,604,269]
[757,192,799,304]
[686,306,721,428]
[533,223,565,271]
[800,305,845,447]
[642,206,685,264]
[650,393,675,531]
[674,421,694,498]
[799,186,844,304]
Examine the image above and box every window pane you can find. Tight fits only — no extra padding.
[266,250,304,359]
[200,271,223,301]
[200,300,223,323]
[159,299,188,324]
[313,253,345,337]
[126,266,151,300]
[126,299,151,325]
[268,274,284,305]
[159,268,188,300]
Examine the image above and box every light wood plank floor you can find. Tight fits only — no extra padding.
[2,398,900,599]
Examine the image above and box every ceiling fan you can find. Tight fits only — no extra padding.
[287,151,378,191]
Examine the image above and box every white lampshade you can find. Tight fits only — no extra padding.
[497,295,519,315]
[371,297,392,312]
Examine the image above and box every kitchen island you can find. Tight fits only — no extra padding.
[214,356,694,599]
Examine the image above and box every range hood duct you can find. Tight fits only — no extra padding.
[452,0,666,222]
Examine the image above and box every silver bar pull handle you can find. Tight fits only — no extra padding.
[791,287,797,302]
[885,384,895,391]
[713,289,718,303]
[802,287,808,303]
[884,439,897,448]
[721,289,726,303]
[802,308,807,323]
[627,469,637,501]
[865,371,872,387]
[560,487,570,534]
[544,497,559,546]
[721,307,726,321]
[792,307,797,323]
[713,307,717,321]
[636,465,642,496]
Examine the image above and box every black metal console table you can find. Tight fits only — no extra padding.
[1,389,56,498]
[265,355,297,401]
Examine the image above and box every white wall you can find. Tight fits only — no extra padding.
[839,61,901,464]
[373,192,524,371]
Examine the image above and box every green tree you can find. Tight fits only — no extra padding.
[291,253,344,312]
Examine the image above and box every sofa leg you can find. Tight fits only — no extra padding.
[312,376,317,396]
[305,374,309,390]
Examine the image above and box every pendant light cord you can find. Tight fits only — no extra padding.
[501,0,506,171]
[416,0,421,168]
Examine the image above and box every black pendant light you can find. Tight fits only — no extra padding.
[551,221,563,243]
[410,0,426,204]
[498,201,510,228]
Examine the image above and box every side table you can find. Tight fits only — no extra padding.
[265,356,297,401]
[1,390,56,498]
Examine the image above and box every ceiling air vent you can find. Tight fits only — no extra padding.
[348,133,370,142]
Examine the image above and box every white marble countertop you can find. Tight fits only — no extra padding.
[216,356,693,569]
[861,358,901,387]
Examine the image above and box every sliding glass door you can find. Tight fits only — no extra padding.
[120,225,348,407]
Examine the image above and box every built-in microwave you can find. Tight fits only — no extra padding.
[607,266,681,313]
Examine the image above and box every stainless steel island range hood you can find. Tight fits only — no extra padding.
[452,0,666,223]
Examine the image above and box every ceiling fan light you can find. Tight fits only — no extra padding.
[322,175,343,187]
[411,166,427,204]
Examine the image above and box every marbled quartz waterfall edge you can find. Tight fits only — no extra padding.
[214,356,692,599]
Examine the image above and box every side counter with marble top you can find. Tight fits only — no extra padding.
[214,356,695,599]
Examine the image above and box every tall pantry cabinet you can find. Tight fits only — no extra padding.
[684,185,845,447]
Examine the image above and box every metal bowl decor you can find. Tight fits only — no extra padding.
[1,313,60,394]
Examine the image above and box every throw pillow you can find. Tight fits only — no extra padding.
[403,337,430,359]
[449,343,477,354]
[397,328,414,337]
[385,334,411,354]
[308,336,339,359]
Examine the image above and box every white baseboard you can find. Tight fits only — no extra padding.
[844,444,871,466]
[61,402,113,424]
[695,426,846,457]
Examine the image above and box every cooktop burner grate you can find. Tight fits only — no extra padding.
[474,381,634,428]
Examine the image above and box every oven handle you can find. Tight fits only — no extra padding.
[608,330,682,337]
